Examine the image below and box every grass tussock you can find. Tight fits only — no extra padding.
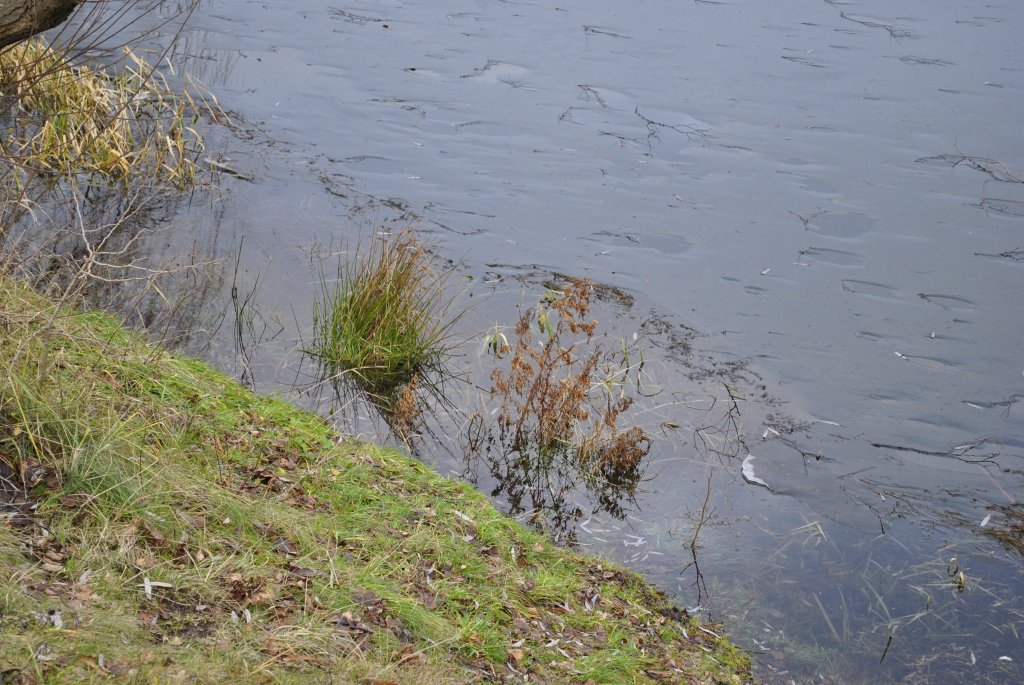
[0,39,204,187]
[309,229,460,395]
[0,277,755,683]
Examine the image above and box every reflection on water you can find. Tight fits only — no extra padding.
[55,0,1024,682]
[0,151,226,347]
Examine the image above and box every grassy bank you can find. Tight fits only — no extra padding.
[0,278,753,684]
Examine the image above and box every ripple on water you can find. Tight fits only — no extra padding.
[841,278,904,302]
[460,60,532,87]
[808,211,876,238]
[917,292,975,310]
[776,170,838,195]
[797,246,862,266]
[582,231,692,255]
[977,196,1024,218]
[902,354,960,372]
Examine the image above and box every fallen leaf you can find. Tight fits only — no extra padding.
[353,589,381,607]
[59,493,92,508]
[134,552,157,569]
[182,512,206,528]
[276,538,298,557]
[287,564,317,578]
[394,649,424,666]
[143,522,166,544]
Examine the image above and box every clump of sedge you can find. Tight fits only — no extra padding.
[309,229,459,397]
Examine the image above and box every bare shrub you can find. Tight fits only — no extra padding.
[467,278,650,533]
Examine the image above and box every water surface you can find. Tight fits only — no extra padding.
[76,1,1024,681]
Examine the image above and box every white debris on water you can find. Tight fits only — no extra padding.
[741,455,771,490]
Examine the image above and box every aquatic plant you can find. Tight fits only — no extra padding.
[309,229,460,396]
[464,279,651,534]
[0,39,206,189]
[982,504,1024,557]
[0,27,220,331]
[491,278,650,473]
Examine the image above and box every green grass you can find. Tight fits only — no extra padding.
[0,276,754,683]
[309,230,460,396]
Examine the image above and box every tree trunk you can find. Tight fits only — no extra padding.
[0,1,81,51]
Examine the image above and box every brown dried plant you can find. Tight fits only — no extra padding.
[488,278,649,477]
[387,372,421,442]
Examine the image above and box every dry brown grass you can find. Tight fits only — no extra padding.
[488,278,650,476]
[0,39,205,188]
[0,33,221,341]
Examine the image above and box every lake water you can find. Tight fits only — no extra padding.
[69,0,1024,681]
